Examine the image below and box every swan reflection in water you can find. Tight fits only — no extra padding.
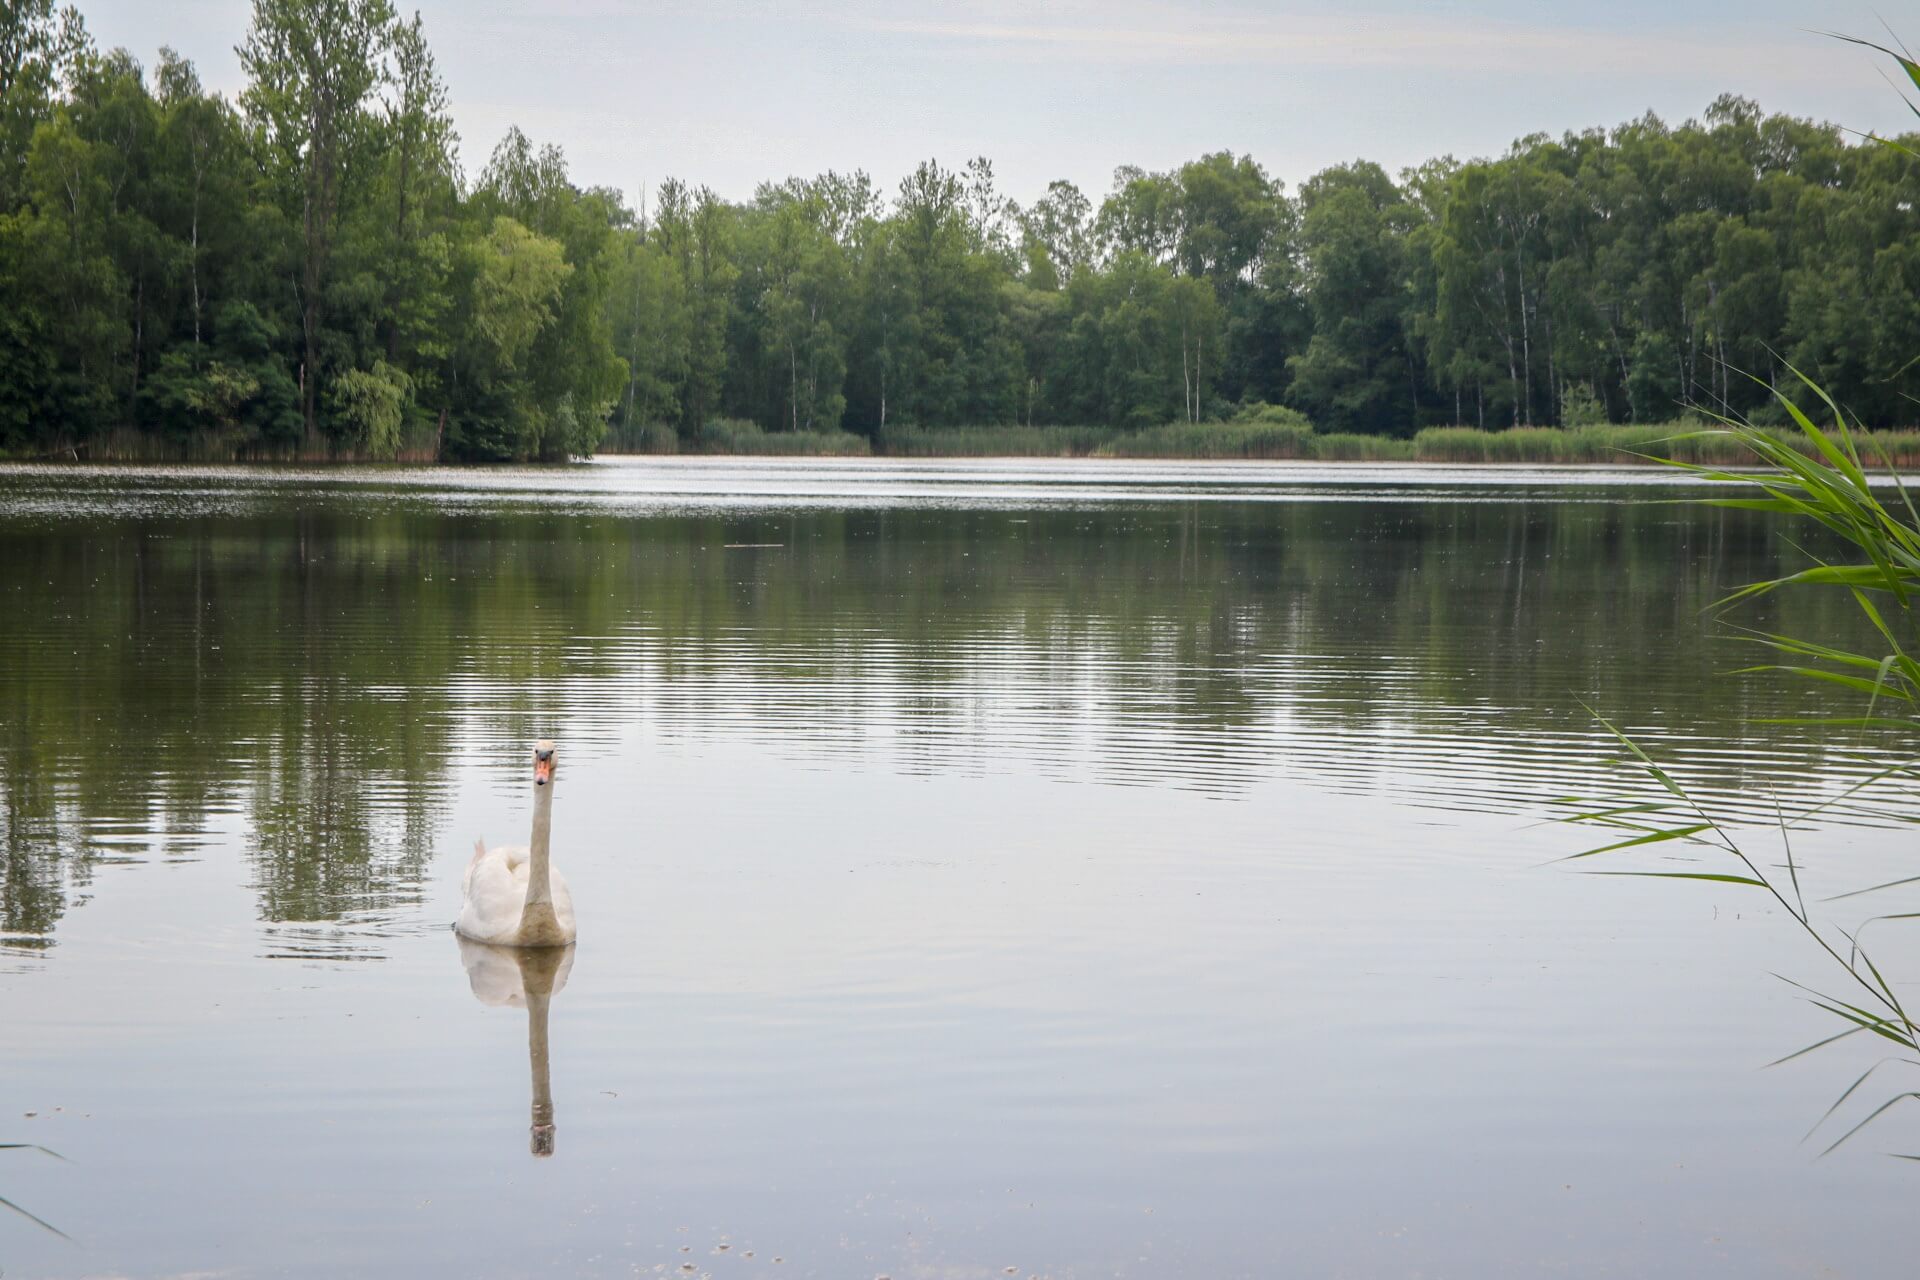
[458,936,572,1156]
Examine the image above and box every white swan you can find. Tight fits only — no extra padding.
[457,740,577,947]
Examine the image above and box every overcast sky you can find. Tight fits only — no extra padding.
[77,1,1919,208]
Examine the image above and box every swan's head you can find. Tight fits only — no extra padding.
[533,740,556,787]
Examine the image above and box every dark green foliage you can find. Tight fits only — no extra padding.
[5,5,1920,460]
[0,2,625,461]
[1289,162,1419,435]
[139,301,302,444]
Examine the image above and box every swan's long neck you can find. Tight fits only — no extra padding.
[516,781,566,946]
[524,782,555,910]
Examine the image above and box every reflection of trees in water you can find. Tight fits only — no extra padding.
[0,768,89,945]
[247,726,439,925]
[0,489,1887,940]
[0,517,464,941]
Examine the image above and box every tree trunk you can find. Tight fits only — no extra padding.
[1515,241,1533,425]
[190,168,203,349]
[1195,330,1203,423]
[388,125,413,364]
[301,167,323,442]
[1607,317,1635,422]
[131,272,143,417]
[1542,305,1557,426]
[1167,318,1182,422]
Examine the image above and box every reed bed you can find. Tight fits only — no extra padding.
[875,424,1120,457]
[1413,423,1920,466]
[882,421,1920,463]
[1094,421,1319,459]
[20,424,445,463]
[692,418,872,456]
[1310,432,1417,461]
[602,418,869,456]
[598,421,682,455]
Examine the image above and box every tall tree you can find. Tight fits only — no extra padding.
[0,0,85,209]
[1289,162,1420,434]
[237,0,394,440]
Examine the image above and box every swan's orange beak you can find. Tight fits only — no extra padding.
[534,756,553,786]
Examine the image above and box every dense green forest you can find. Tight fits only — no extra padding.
[3,0,1919,461]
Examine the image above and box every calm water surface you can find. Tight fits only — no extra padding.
[1,458,1915,1278]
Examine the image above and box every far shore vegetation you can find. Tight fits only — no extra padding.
[6,1,1920,465]
[29,411,1920,468]
[596,412,1920,467]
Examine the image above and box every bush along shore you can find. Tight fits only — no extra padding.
[588,412,1920,467]
[21,411,1920,467]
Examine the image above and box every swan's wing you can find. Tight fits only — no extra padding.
[456,847,531,944]
[461,837,487,898]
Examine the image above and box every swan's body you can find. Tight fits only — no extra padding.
[458,841,576,946]
[456,741,577,948]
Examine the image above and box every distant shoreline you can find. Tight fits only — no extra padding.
[14,420,1919,469]
[3,454,1911,473]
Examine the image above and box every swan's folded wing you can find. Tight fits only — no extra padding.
[461,838,486,898]
[457,848,531,943]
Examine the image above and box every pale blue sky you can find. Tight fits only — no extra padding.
[78,1,1917,207]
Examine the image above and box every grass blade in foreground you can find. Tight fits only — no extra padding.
[0,1143,70,1240]
[1564,367,1920,1157]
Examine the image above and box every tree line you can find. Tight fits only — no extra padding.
[2,0,1918,461]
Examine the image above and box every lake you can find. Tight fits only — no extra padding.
[0,458,1914,1278]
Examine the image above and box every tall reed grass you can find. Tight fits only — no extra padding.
[1564,370,1920,1156]
[875,424,1120,456]
[1557,16,1920,1137]
[2,1142,67,1239]
[692,418,871,456]
[1093,420,1319,459]
[17,425,445,463]
[1308,433,1418,461]
[1414,423,1920,466]
[599,420,681,455]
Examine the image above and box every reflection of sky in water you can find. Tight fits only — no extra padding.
[0,455,1778,519]
[1,461,1916,1278]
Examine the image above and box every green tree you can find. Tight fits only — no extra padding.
[0,0,86,210]
[1289,162,1418,434]
[238,0,395,441]
[444,215,569,459]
